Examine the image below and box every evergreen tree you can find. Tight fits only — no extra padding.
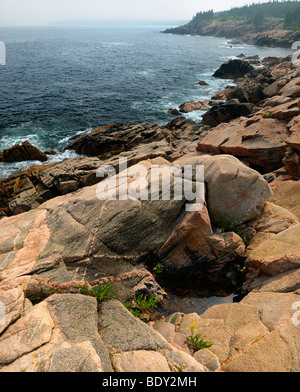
[253,11,265,27]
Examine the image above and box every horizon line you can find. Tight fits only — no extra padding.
[0,18,189,28]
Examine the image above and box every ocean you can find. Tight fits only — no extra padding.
[0,25,292,178]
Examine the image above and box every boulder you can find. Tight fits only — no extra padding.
[0,285,24,334]
[112,350,171,372]
[66,122,178,156]
[179,101,209,113]
[168,108,180,116]
[99,300,167,352]
[227,88,249,103]
[201,101,254,127]
[282,147,300,177]
[263,78,287,98]
[211,90,230,101]
[213,59,255,79]
[198,80,209,86]
[193,349,221,372]
[152,320,190,354]
[279,77,300,98]
[174,154,271,225]
[100,300,207,372]
[238,79,265,104]
[0,142,48,163]
[244,202,299,253]
[263,95,293,108]
[0,157,102,217]
[246,268,300,294]
[248,202,299,236]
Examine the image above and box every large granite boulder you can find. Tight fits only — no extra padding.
[175,154,271,225]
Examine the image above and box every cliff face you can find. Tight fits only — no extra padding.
[163,19,300,48]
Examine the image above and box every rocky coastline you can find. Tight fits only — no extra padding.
[163,19,300,49]
[1,53,300,372]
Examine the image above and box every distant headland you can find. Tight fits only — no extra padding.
[163,1,300,48]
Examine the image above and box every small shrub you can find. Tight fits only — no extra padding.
[79,281,117,304]
[185,322,213,353]
[124,294,160,318]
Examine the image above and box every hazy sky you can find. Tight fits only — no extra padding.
[0,0,282,26]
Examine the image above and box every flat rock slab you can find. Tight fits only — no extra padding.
[247,224,300,276]
[197,116,289,172]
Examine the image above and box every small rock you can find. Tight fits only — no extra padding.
[197,80,209,86]
[179,101,209,113]
[168,108,180,116]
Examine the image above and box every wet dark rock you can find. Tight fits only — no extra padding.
[213,59,255,79]
[227,88,249,103]
[0,141,48,163]
[168,108,180,115]
[201,101,254,127]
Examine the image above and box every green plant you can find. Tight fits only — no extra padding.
[185,322,213,353]
[79,281,117,304]
[241,235,255,247]
[173,364,184,372]
[265,111,272,119]
[153,263,164,274]
[98,324,110,332]
[110,345,122,355]
[124,294,160,318]
[218,212,246,234]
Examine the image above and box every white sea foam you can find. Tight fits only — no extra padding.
[0,149,79,179]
